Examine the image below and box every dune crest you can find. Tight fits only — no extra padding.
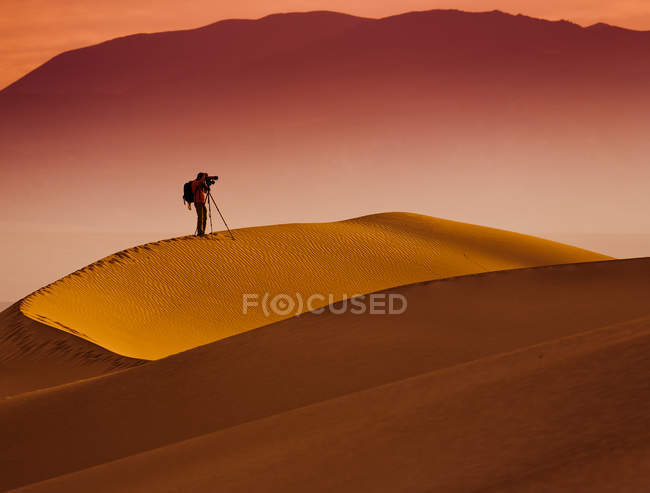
[20,213,609,359]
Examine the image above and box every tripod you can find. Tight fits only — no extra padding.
[206,188,235,240]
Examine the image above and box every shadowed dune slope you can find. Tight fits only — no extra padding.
[20,212,609,360]
[16,316,650,493]
[2,257,648,491]
[0,304,144,398]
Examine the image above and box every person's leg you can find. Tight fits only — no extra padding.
[200,203,207,234]
[195,203,205,235]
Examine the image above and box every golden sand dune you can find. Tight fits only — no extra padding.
[20,213,609,359]
[3,258,650,492]
[0,304,143,398]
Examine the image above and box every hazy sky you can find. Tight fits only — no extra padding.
[2,0,650,90]
[2,0,650,301]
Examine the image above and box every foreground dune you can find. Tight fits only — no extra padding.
[20,212,609,359]
[3,257,650,491]
[17,317,650,493]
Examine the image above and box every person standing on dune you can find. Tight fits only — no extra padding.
[192,172,208,236]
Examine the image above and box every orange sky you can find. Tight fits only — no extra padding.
[2,0,650,90]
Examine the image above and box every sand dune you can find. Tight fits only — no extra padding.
[20,212,609,359]
[16,316,650,493]
[0,303,143,398]
[3,257,649,491]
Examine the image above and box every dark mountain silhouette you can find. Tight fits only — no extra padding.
[1,9,650,234]
[4,9,650,101]
[2,11,370,97]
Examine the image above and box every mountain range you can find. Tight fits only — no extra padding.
[1,9,649,235]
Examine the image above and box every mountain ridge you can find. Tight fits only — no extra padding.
[3,8,649,96]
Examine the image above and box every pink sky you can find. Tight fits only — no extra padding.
[2,0,650,90]
[2,3,650,301]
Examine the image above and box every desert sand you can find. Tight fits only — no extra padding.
[3,8,650,492]
[4,213,649,492]
[0,303,143,398]
[20,212,608,359]
[1,256,649,491]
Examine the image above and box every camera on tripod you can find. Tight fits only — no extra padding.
[205,175,219,187]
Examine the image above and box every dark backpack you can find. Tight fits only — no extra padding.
[183,181,194,205]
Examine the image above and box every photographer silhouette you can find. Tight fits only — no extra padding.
[182,173,234,239]
[191,172,208,236]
